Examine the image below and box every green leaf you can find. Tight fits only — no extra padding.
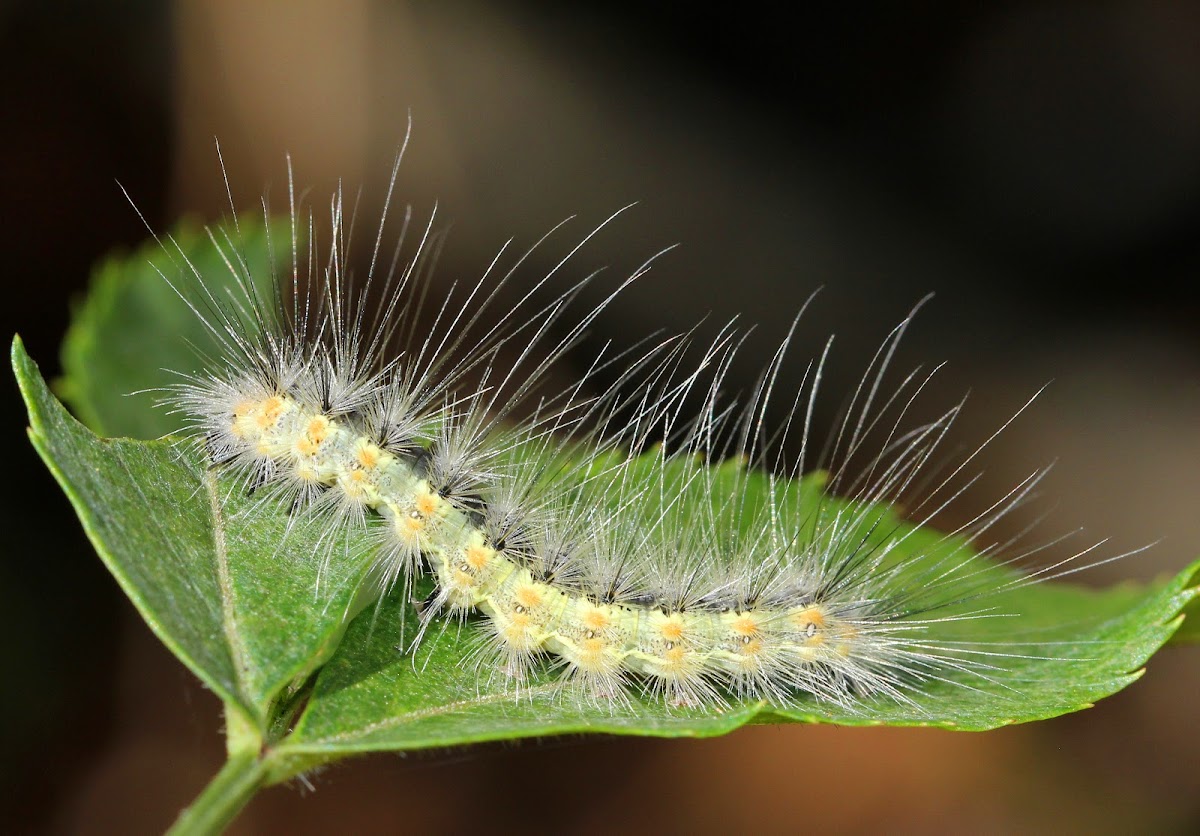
[17,337,373,733]
[58,217,289,439]
[21,219,1199,830]
[17,335,1198,756]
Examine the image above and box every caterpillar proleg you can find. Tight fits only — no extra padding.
[105,133,1178,722]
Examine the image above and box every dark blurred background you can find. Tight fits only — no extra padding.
[3,1,1199,833]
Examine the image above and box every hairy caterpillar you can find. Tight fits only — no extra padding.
[129,138,1162,718]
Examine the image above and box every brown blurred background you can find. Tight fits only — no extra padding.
[3,1,1199,833]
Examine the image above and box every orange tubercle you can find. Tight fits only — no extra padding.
[582,607,611,632]
[306,416,329,444]
[514,584,543,610]
[731,614,760,637]
[792,606,826,629]
[660,619,684,642]
[415,492,438,516]
[255,396,285,429]
[465,545,491,570]
[579,637,608,665]
[356,445,380,469]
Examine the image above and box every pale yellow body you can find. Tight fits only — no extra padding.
[232,394,855,695]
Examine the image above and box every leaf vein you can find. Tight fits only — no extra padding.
[299,683,562,747]
[206,468,253,706]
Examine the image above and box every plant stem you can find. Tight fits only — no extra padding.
[167,751,268,836]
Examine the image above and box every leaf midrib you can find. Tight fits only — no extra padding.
[205,467,258,724]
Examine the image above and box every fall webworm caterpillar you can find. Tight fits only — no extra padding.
[132,131,1165,719]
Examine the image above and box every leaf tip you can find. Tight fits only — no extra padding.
[11,333,31,379]
[1184,558,1200,593]
[11,335,48,432]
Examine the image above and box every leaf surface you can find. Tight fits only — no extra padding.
[18,339,372,729]
[16,337,1197,778]
[20,220,1198,783]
